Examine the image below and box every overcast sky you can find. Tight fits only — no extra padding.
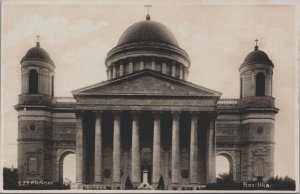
[1,0,298,181]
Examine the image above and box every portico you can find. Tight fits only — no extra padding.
[72,69,221,188]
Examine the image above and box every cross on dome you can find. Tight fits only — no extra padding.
[145,5,152,20]
[36,35,40,47]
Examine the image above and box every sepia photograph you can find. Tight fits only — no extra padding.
[1,0,299,192]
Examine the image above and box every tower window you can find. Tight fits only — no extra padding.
[28,156,38,175]
[255,72,265,96]
[254,158,264,177]
[29,69,38,94]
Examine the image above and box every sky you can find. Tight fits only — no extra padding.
[1,0,298,182]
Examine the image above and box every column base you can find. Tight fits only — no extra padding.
[151,182,158,189]
[71,183,123,190]
[70,183,84,190]
[168,184,206,190]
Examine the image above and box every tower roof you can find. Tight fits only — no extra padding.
[21,42,54,65]
[240,45,273,68]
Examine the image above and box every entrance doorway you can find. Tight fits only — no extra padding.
[57,150,76,184]
[63,154,76,184]
[216,152,235,181]
[140,148,152,184]
[141,164,152,184]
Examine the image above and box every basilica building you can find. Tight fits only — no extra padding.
[15,14,278,190]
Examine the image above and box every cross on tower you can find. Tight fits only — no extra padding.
[36,35,40,47]
[254,39,259,50]
[145,5,152,15]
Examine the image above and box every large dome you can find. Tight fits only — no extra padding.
[117,20,179,47]
[240,46,273,68]
[105,17,190,81]
[21,42,54,65]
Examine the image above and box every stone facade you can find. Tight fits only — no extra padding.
[15,16,278,190]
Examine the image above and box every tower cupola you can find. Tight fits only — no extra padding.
[20,38,55,99]
[239,41,274,98]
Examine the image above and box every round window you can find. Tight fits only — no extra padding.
[28,124,37,132]
[256,127,264,134]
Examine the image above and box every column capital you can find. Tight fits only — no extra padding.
[75,110,84,118]
[112,110,121,115]
[208,111,217,119]
[152,111,162,118]
[189,111,200,117]
[129,110,141,118]
[171,111,181,118]
[93,110,103,118]
[112,111,121,120]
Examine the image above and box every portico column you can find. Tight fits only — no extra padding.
[171,111,180,184]
[112,111,121,184]
[94,111,103,183]
[206,112,216,183]
[152,111,161,186]
[131,111,140,185]
[76,111,85,183]
[190,112,198,184]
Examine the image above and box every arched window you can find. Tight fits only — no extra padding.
[51,75,54,96]
[254,158,264,177]
[29,69,38,94]
[256,72,265,96]
[28,156,38,175]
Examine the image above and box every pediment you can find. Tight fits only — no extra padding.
[72,70,221,97]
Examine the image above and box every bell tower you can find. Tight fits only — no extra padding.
[16,38,55,181]
[20,36,55,98]
[239,40,273,99]
[238,41,278,181]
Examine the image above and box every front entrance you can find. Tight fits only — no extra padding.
[140,148,152,184]
[141,164,152,184]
